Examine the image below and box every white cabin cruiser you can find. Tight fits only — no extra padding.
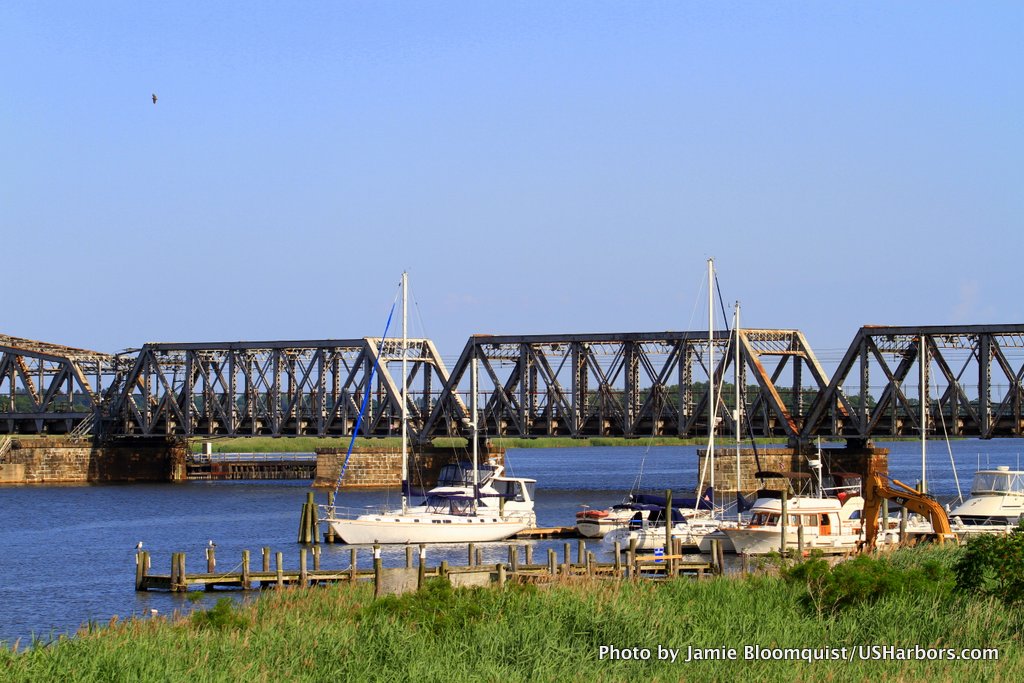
[722,469,865,556]
[949,466,1024,537]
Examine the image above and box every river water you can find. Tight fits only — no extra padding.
[1,439,1022,646]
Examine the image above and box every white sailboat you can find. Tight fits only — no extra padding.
[321,274,536,544]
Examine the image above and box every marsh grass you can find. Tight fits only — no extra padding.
[2,546,1020,682]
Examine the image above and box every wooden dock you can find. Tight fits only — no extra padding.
[135,539,715,595]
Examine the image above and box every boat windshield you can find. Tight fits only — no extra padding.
[491,480,535,502]
[750,513,780,526]
[971,472,1024,496]
[437,463,494,487]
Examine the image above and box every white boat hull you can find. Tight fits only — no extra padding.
[723,527,860,555]
[324,514,528,545]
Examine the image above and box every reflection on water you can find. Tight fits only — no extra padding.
[0,439,1022,645]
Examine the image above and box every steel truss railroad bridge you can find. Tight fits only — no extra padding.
[1,325,1023,445]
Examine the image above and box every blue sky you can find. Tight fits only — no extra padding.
[2,2,1020,366]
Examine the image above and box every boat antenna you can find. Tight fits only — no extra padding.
[333,286,400,502]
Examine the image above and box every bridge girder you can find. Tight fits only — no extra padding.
[800,325,1024,441]
[0,335,120,435]
[103,338,451,440]
[420,330,823,442]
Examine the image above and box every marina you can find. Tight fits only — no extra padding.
[1,440,1022,646]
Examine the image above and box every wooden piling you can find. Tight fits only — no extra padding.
[275,552,284,589]
[563,542,571,567]
[475,548,483,566]
[525,544,533,566]
[710,539,721,574]
[468,543,475,566]
[350,548,357,583]
[298,498,309,543]
[797,524,805,556]
[577,539,585,565]
[586,551,595,576]
[262,546,271,572]
[613,541,622,575]
[628,537,638,579]
[205,545,216,591]
[405,546,413,569]
[313,545,321,571]
[135,550,147,591]
[664,488,673,559]
[440,560,449,580]
[242,550,251,589]
[417,545,426,589]
[497,563,506,587]
[299,548,308,587]
[547,549,556,576]
[325,491,336,543]
[373,544,382,598]
[780,489,789,555]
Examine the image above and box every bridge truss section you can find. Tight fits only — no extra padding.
[801,325,1024,441]
[0,334,122,435]
[420,330,829,442]
[105,338,452,439]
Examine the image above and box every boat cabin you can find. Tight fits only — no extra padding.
[970,467,1024,497]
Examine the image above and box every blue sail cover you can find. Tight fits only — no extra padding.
[632,487,714,511]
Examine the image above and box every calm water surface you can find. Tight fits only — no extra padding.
[1,440,1022,646]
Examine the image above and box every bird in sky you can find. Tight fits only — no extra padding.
[152,93,157,104]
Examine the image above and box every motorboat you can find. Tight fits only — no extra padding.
[721,467,866,555]
[601,490,716,551]
[575,504,650,539]
[949,466,1024,537]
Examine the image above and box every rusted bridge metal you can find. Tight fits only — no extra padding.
[1,325,1022,444]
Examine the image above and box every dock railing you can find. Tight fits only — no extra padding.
[0,436,11,462]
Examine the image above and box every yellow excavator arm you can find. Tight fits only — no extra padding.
[862,467,952,550]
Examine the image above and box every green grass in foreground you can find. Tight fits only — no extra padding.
[2,545,1020,682]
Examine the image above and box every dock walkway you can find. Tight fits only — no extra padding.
[135,540,716,595]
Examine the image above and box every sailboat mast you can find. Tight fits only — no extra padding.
[471,342,479,514]
[735,300,741,522]
[400,272,409,515]
[920,335,927,494]
[708,258,715,504]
